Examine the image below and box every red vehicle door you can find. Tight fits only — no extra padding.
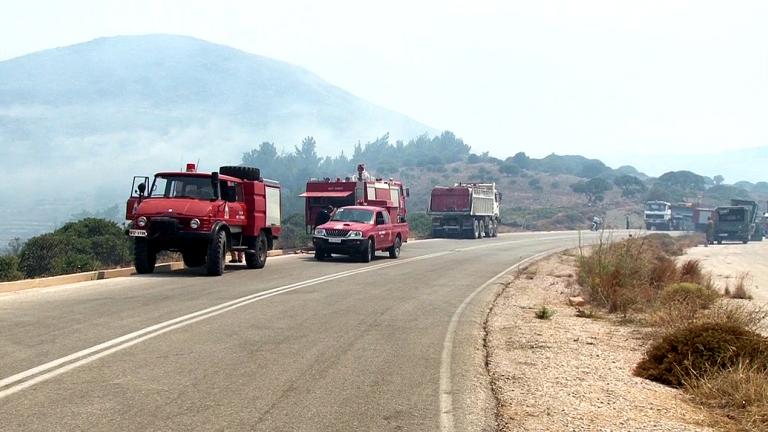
[374,211,393,248]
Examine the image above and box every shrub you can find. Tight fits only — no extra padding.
[677,259,703,284]
[18,218,131,278]
[535,305,556,320]
[658,283,719,311]
[634,322,768,387]
[728,273,753,300]
[0,255,23,282]
[685,361,768,430]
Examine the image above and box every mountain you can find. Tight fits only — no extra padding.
[0,35,432,242]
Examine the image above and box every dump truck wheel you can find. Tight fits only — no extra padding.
[206,230,227,276]
[134,238,156,274]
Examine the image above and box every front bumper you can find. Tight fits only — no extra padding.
[312,236,368,255]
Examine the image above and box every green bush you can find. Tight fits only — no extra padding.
[18,218,131,278]
[0,255,23,281]
[634,322,768,387]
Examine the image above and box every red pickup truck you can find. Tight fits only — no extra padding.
[312,205,409,262]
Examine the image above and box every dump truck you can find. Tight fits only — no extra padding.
[428,183,501,239]
[126,164,281,276]
[300,164,408,233]
[713,199,759,244]
[644,201,672,231]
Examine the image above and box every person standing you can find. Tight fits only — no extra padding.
[705,217,715,247]
[315,205,333,228]
[625,214,630,230]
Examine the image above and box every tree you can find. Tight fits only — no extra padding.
[499,163,520,177]
[6,237,23,256]
[713,175,725,186]
[570,178,613,205]
[613,175,648,198]
[508,152,530,169]
[657,171,706,194]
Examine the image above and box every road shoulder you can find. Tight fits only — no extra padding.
[485,252,713,431]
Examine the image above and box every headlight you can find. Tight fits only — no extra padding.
[314,228,326,236]
[348,231,363,238]
[190,218,200,229]
[137,216,148,227]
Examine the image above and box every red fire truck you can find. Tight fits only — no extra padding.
[300,164,409,232]
[126,164,281,276]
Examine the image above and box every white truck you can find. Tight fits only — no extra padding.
[428,183,501,239]
[644,201,672,231]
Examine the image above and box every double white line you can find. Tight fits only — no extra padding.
[0,234,585,400]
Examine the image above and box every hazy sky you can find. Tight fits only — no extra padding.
[2,0,767,174]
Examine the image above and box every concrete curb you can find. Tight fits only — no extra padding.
[0,249,287,294]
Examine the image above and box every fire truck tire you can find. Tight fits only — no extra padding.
[182,249,206,267]
[246,232,268,269]
[134,238,156,274]
[361,238,375,263]
[206,230,227,276]
[388,236,402,259]
[219,166,261,181]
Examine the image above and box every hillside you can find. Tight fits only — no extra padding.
[0,35,432,242]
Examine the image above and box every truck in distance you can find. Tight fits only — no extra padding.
[713,199,759,244]
[644,201,672,231]
[428,183,501,239]
[126,164,281,276]
[312,205,409,262]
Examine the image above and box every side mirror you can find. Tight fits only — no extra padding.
[211,172,220,200]
[137,182,146,196]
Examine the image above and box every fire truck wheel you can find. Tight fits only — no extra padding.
[388,236,402,259]
[206,230,227,276]
[219,166,261,181]
[182,249,206,267]
[361,238,375,263]
[246,233,268,269]
[134,238,156,274]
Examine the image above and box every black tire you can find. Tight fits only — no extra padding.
[388,236,402,259]
[483,220,492,237]
[134,238,156,274]
[245,232,268,269]
[491,221,498,237]
[314,248,326,261]
[717,240,722,245]
[218,165,261,181]
[206,230,227,276]
[182,248,206,267]
[742,239,749,244]
[473,220,481,239]
[361,238,375,263]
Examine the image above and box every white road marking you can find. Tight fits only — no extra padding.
[0,232,611,401]
[438,247,566,432]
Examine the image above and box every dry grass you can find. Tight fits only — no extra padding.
[685,362,768,431]
[727,272,754,300]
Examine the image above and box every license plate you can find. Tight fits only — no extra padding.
[129,229,147,237]
[328,237,342,243]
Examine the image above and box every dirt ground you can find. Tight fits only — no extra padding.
[683,240,768,305]
[486,253,714,432]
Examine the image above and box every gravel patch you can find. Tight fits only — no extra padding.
[486,253,714,431]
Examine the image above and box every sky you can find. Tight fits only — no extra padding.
[1,0,767,177]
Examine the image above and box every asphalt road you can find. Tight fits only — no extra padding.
[0,230,625,431]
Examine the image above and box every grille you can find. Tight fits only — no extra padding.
[325,229,350,237]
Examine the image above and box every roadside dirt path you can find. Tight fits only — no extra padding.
[486,253,713,431]
[683,240,768,305]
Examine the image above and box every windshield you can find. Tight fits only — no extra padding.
[646,203,668,211]
[151,175,215,199]
[331,208,374,224]
[718,208,746,222]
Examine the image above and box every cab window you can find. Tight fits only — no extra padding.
[375,211,390,225]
